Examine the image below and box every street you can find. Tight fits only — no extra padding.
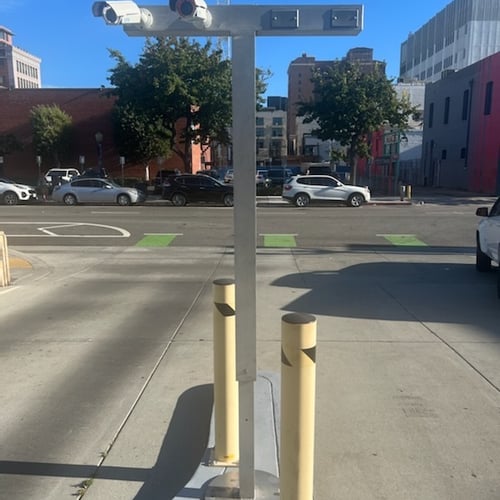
[1,198,499,499]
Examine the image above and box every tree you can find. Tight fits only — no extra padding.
[298,62,416,183]
[0,134,23,176]
[108,36,232,173]
[30,104,73,168]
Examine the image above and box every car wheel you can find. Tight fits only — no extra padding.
[223,194,234,207]
[3,191,19,205]
[117,194,131,206]
[475,234,491,272]
[171,193,187,206]
[63,194,77,206]
[347,193,365,207]
[294,193,310,207]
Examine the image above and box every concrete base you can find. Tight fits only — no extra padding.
[204,470,279,499]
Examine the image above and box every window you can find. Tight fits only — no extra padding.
[272,117,283,126]
[441,150,447,160]
[462,89,469,120]
[256,128,265,137]
[484,81,493,115]
[428,102,434,128]
[443,97,450,124]
[256,117,264,126]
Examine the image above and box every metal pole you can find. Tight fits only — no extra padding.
[213,278,239,464]
[280,313,317,500]
[232,31,257,499]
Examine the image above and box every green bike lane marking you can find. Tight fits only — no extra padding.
[136,233,181,247]
[377,234,428,246]
[261,234,297,247]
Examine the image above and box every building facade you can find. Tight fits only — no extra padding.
[422,51,500,193]
[256,108,287,166]
[0,26,41,89]
[400,0,500,83]
[0,88,208,184]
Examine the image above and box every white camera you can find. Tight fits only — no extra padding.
[169,0,212,28]
[92,1,152,27]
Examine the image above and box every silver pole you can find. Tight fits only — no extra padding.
[232,31,257,499]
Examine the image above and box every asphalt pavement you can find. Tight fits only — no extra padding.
[2,190,500,500]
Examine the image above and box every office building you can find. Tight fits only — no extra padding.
[0,26,41,89]
[400,0,500,83]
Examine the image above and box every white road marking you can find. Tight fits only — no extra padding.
[0,222,130,238]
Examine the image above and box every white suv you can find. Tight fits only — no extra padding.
[44,168,80,185]
[282,174,371,207]
[0,180,38,205]
[475,197,500,297]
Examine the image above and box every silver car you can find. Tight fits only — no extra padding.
[52,178,145,206]
[282,175,371,207]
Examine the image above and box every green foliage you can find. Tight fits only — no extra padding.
[30,104,73,167]
[108,36,232,172]
[298,62,416,181]
[108,36,269,172]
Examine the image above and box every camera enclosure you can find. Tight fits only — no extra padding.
[92,1,152,26]
[169,0,212,28]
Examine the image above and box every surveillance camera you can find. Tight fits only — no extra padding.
[169,0,212,28]
[92,1,152,27]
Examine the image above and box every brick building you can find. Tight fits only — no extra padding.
[0,88,208,184]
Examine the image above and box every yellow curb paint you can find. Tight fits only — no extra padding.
[9,257,32,269]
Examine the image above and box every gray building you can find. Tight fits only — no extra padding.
[400,0,500,83]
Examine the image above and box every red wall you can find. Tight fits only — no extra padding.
[0,88,208,183]
[469,54,500,193]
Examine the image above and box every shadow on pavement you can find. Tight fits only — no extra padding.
[132,383,213,500]
[271,260,499,335]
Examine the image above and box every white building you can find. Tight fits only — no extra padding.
[255,108,287,166]
[400,0,500,83]
[0,26,41,89]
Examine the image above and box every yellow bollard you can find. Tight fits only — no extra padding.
[0,231,10,287]
[212,278,239,464]
[406,184,412,200]
[280,312,317,500]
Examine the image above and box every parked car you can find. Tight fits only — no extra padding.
[154,169,178,194]
[256,170,270,186]
[51,178,145,206]
[475,196,500,297]
[264,168,293,186]
[282,175,371,207]
[224,169,234,183]
[162,174,234,207]
[0,179,38,205]
[78,167,109,178]
[44,168,80,185]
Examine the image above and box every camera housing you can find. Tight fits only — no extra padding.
[92,1,152,27]
[169,0,212,28]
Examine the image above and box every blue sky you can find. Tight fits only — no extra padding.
[1,0,452,97]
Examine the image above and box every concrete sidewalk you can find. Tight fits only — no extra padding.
[4,238,500,499]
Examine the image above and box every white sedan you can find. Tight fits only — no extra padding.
[282,175,370,207]
[475,197,500,297]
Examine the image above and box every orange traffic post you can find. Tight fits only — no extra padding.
[280,312,317,500]
[212,278,239,464]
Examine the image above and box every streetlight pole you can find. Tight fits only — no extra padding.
[95,131,103,173]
